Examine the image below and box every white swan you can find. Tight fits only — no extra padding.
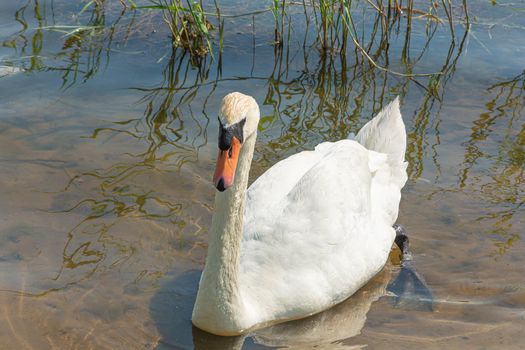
[192,92,408,336]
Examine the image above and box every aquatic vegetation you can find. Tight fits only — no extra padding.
[143,0,214,57]
[133,0,470,77]
[1,0,470,86]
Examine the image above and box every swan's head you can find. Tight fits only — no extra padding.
[213,92,260,192]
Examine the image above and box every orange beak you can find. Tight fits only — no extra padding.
[213,136,241,191]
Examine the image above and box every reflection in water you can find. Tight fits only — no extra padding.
[423,70,525,255]
[406,27,469,180]
[458,71,524,255]
[258,20,471,181]
[151,254,433,349]
[2,0,153,88]
[52,46,214,290]
[2,0,472,178]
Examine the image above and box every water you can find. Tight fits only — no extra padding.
[0,0,523,348]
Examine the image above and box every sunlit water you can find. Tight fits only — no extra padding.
[0,0,524,349]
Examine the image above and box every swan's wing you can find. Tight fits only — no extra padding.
[240,140,396,322]
[245,141,337,220]
[244,140,386,235]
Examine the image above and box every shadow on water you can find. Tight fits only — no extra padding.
[150,253,433,350]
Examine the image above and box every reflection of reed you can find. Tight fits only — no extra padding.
[259,13,469,179]
[53,46,213,287]
[3,0,148,88]
[406,27,469,179]
[457,71,524,254]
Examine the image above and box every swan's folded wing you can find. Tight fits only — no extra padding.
[244,140,388,238]
[245,141,336,222]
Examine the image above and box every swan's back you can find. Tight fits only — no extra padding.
[240,98,407,328]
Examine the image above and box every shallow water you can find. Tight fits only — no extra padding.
[0,0,524,349]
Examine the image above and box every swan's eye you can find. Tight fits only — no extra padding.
[228,147,233,158]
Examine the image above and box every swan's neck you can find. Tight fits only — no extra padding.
[192,133,256,334]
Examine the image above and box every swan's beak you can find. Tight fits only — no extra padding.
[213,136,241,192]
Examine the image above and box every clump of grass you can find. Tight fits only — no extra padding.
[144,0,213,57]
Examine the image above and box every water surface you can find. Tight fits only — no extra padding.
[0,0,524,349]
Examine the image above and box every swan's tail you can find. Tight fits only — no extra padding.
[355,97,406,165]
[356,97,408,193]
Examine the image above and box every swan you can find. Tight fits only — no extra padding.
[192,92,409,336]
